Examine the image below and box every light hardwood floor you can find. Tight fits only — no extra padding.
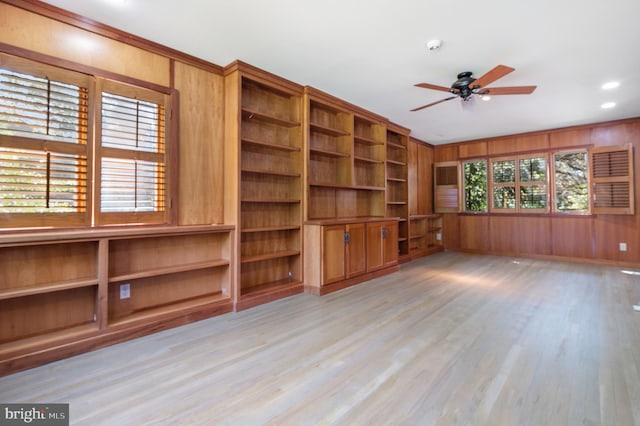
[2,252,640,425]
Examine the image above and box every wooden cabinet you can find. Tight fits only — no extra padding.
[386,124,410,261]
[366,220,398,272]
[0,225,233,376]
[409,214,444,258]
[304,219,399,295]
[322,223,367,284]
[225,62,305,310]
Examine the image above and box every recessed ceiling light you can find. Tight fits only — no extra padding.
[602,81,620,90]
[481,95,491,101]
[601,102,616,109]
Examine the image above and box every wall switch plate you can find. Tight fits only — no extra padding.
[620,242,628,252]
[436,232,442,241]
[120,283,131,299]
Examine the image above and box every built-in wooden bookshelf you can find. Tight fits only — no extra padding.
[225,62,305,310]
[304,86,386,220]
[409,214,444,258]
[303,87,398,294]
[0,225,234,376]
[386,123,410,261]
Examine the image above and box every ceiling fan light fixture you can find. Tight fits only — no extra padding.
[481,95,491,101]
[602,81,620,90]
[601,102,616,109]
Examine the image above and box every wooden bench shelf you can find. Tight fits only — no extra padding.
[309,147,350,158]
[109,259,230,283]
[241,250,301,264]
[242,108,300,128]
[309,122,350,137]
[0,278,98,301]
[108,292,228,328]
[242,136,300,152]
[354,155,384,164]
[241,226,300,233]
[241,168,301,177]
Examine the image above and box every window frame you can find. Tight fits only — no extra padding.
[0,51,174,230]
[461,158,488,213]
[489,153,550,214]
[94,78,170,226]
[550,149,591,215]
[0,53,94,228]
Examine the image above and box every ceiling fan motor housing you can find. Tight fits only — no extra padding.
[452,71,476,98]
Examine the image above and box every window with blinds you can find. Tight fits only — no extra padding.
[0,55,90,227]
[490,154,549,213]
[99,91,165,216]
[0,53,172,229]
[590,144,634,214]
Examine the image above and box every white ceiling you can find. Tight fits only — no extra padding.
[43,0,640,144]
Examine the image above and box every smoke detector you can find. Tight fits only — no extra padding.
[426,39,442,51]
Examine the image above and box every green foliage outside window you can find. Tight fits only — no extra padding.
[554,151,588,212]
[463,160,487,211]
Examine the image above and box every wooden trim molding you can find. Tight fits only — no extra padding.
[1,0,224,74]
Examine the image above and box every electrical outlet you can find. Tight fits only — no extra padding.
[620,242,628,252]
[120,283,131,299]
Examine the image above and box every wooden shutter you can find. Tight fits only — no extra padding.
[0,53,90,228]
[590,144,634,214]
[96,79,168,225]
[434,161,460,213]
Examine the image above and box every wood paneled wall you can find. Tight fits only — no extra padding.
[408,138,434,216]
[435,118,640,266]
[0,1,227,226]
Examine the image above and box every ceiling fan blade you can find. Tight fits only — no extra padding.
[415,82,452,92]
[483,85,537,95]
[411,96,457,112]
[470,65,515,89]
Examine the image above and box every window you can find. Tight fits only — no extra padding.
[490,154,548,213]
[97,81,168,225]
[553,150,589,213]
[0,53,171,229]
[519,156,547,210]
[491,158,516,210]
[462,159,487,212]
[0,55,91,228]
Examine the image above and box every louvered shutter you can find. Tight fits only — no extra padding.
[434,161,460,213]
[0,53,90,227]
[96,79,168,225]
[590,144,634,214]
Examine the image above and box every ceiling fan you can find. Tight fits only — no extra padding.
[411,65,536,111]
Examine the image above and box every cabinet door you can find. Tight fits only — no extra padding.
[382,221,399,267]
[366,222,385,272]
[346,223,366,278]
[322,225,346,285]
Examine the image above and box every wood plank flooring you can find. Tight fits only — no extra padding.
[2,252,640,425]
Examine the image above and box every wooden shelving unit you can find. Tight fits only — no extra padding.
[386,123,410,261]
[225,62,305,310]
[409,214,444,258]
[304,87,386,220]
[303,87,398,294]
[0,225,234,375]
